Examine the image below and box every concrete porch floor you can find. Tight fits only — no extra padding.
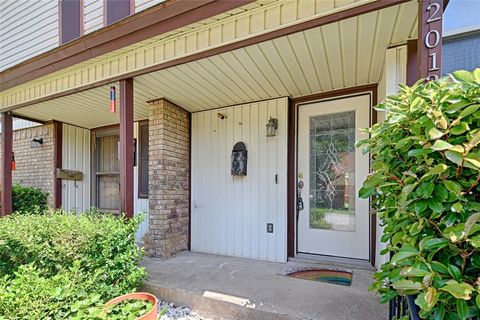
[142,252,387,320]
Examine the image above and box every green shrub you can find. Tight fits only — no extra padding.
[358,69,480,319]
[12,184,48,213]
[0,212,147,319]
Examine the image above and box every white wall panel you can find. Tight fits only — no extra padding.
[84,0,103,34]
[375,45,407,267]
[192,98,288,262]
[133,122,149,243]
[62,124,91,213]
[0,0,58,71]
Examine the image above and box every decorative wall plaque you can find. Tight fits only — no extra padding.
[231,142,247,176]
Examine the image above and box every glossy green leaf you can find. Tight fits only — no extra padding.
[431,140,454,151]
[459,104,480,118]
[423,238,449,251]
[440,281,474,300]
[456,300,469,320]
[392,279,423,291]
[452,70,475,83]
[428,127,445,140]
[391,247,418,266]
[448,264,462,282]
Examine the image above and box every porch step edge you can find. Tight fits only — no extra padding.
[143,283,302,320]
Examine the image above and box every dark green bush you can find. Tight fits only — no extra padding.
[358,69,480,319]
[0,212,147,319]
[12,184,48,213]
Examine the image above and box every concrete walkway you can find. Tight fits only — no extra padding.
[142,252,387,320]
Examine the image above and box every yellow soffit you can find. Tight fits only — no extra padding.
[0,0,380,111]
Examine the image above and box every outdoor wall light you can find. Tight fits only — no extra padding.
[31,137,44,148]
[217,112,227,120]
[266,117,278,137]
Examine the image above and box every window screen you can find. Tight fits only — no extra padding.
[60,0,82,44]
[106,0,131,26]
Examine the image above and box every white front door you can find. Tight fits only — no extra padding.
[297,95,370,260]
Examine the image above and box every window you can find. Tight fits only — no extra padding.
[138,122,149,198]
[94,130,120,211]
[60,0,82,44]
[105,0,132,26]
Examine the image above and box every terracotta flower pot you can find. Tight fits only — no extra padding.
[104,292,158,320]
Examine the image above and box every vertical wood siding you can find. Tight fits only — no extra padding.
[376,45,406,267]
[61,122,148,241]
[62,124,91,212]
[192,98,288,262]
[83,0,103,34]
[133,122,149,243]
[0,0,58,71]
[135,0,165,14]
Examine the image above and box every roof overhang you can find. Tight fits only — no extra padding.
[10,0,419,129]
[0,0,254,91]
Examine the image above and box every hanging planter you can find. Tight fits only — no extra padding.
[103,292,158,320]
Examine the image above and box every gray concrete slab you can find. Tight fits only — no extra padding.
[142,252,387,320]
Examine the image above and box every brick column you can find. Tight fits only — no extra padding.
[145,98,190,257]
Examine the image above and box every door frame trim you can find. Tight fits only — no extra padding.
[287,84,378,266]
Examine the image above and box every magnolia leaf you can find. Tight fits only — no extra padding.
[443,180,463,193]
[457,300,469,320]
[445,99,471,114]
[469,235,480,248]
[401,183,418,206]
[423,164,448,179]
[431,140,454,151]
[430,261,448,274]
[392,279,423,291]
[452,70,475,83]
[391,246,418,266]
[459,104,480,118]
[464,213,480,236]
[445,150,464,166]
[473,67,480,81]
[465,130,480,151]
[428,127,445,140]
[400,266,429,277]
[429,201,444,214]
[440,281,474,300]
[408,148,433,157]
[436,116,448,130]
[448,264,462,282]
[450,122,469,135]
[452,202,464,213]
[425,287,438,309]
[465,157,480,169]
[423,238,449,251]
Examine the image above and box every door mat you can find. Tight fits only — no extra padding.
[280,262,352,286]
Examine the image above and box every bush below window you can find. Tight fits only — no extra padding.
[12,184,48,213]
[0,212,146,320]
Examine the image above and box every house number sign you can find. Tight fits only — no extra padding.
[419,0,443,81]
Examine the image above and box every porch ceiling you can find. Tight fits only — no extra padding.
[13,1,417,128]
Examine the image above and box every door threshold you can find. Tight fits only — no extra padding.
[292,253,374,270]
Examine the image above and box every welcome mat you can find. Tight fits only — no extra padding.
[281,262,353,286]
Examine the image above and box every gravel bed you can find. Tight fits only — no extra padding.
[158,301,211,320]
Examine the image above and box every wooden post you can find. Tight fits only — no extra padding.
[119,79,134,218]
[1,112,13,216]
[418,0,443,81]
[53,121,63,209]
